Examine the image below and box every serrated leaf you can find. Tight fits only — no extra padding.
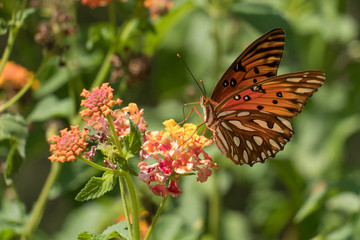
[123,118,142,158]
[78,221,129,240]
[75,172,116,201]
[27,95,74,121]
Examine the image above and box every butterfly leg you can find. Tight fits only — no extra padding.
[179,102,202,125]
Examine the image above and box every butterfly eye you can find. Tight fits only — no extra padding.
[204,99,210,106]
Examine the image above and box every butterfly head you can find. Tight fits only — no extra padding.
[200,95,210,107]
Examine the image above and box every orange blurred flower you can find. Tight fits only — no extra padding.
[81,0,111,8]
[48,126,88,163]
[0,61,39,90]
[144,0,173,18]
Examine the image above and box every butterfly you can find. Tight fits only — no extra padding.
[199,28,325,166]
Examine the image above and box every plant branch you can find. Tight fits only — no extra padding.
[144,194,169,240]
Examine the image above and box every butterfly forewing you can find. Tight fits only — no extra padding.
[211,28,285,102]
[217,71,325,118]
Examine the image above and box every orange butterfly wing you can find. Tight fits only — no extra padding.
[202,28,325,166]
[211,28,285,103]
[212,71,325,166]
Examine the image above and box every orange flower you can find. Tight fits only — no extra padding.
[48,126,88,163]
[139,119,217,197]
[80,83,122,120]
[0,61,39,90]
[81,0,111,8]
[144,0,173,18]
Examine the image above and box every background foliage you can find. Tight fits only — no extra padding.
[1,0,360,239]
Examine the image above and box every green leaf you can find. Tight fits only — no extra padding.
[0,114,28,145]
[16,8,35,24]
[0,114,28,182]
[4,139,22,184]
[145,1,194,54]
[75,172,116,201]
[27,95,74,122]
[123,118,142,158]
[86,23,113,50]
[77,221,129,240]
[294,182,327,223]
[0,18,9,35]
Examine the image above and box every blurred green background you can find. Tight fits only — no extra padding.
[1,0,360,239]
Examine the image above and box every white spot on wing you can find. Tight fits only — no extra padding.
[233,154,239,162]
[286,77,303,82]
[221,122,232,131]
[229,120,256,132]
[237,112,250,117]
[217,111,236,118]
[272,123,284,133]
[246,140,253,150]
[216,130,228,153]
[253,119,268,129]
[307,79,322,84]
[267,150,271,156]
[233,136,241,147]
[295,88,313,94]
[243,150,249,163]
[269,139,280,150]
[261,152,266,159]
[277,117,293,131]
[253,136,263,146]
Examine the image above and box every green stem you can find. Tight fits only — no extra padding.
[0,0,28,76]
[123,172,140,240]
[78,155,122,175]
[0,77,33,113]
[91,47,115,89]
[106,115,124,156]
[209,173,220,240]
[144,194,169,240]
[21,162,61,240]
[119,176,134,240]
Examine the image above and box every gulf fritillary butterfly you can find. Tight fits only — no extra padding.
[199,28,325,166]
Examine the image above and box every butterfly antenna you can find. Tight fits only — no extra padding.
[177,54,206,95]
[200,79,207,96]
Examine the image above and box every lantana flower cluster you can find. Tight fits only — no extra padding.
[139,119,217,197]
[48,83,147,163]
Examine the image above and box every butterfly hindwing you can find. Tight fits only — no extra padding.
[211,28,285,102]
[213,110,293,165]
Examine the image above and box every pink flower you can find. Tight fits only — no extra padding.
[138,119,217,197]
[80,83,122,120]
[48,126,88,163]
